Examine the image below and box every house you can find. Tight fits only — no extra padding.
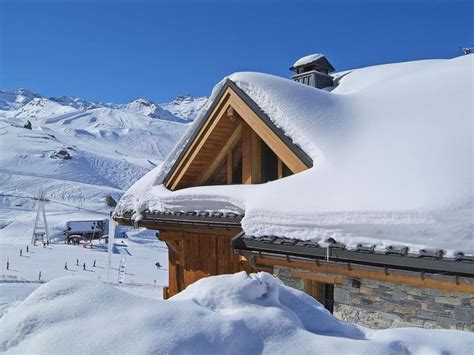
[114,53,474,331]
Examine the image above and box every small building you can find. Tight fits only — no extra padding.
[114,54,473,331]
[64,219,108,243]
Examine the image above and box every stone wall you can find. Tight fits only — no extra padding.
[273,266,473,331]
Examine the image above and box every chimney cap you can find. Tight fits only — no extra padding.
[290,53,335,73]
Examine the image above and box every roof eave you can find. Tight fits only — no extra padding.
[232,233,474,278]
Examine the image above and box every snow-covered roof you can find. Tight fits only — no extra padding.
[116,55,474,256]
[292,53,325,67]
[290,53,335,72]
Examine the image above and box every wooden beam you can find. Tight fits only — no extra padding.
[254,256,474,294]
[157,230,184,241]
[228,92,308,173]
[242,122,252,184]
[293,270,343,285]
[227,149,233,184]
[164,240,180,255]
[195,123,242,185]
[156,224,241,237]
[251,131,261,184]
[163,286,170,299]
[277,158,283,179]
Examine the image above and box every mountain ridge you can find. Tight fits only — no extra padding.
[0,88,207,124]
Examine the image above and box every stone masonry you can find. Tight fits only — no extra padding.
[273,266,473,331]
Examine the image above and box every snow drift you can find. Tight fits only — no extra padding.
[116,55,474,255]
[1,273,473,354]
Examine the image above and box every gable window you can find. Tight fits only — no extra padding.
[261,141,278,183]
[261,141,292,183]
[231,140,243,184]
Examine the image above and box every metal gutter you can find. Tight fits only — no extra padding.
[232,234,474,278]
[114,210,243,229]
[237,248,474,285]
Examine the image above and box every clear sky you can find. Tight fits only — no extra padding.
[0,0,472,103]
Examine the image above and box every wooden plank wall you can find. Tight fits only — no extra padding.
[162,230,250,298]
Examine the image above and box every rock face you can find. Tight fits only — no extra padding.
[50,148,72,160]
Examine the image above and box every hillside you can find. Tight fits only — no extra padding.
[0,89,206,242]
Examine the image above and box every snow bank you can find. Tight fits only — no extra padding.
[115,55,473,255]
[1,273,473,354]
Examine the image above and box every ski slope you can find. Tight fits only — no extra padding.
[0,89,204,310]
[0,89,205,248]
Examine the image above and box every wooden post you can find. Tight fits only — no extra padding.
[251,131,261,184]
[242,123,262,184]
[242,123,252,184]
[277,158,283,179]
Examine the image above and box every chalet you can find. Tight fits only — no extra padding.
[114,54,474,331]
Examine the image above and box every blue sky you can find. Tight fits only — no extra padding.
[0,0,472,103]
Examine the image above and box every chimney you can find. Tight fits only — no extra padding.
[290,53,335,89]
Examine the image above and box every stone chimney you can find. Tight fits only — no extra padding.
[290,53,335,89]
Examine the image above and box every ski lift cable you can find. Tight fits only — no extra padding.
[0,193,109,215]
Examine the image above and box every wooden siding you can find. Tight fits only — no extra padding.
[159,227,249,298]
[149,86,315,297]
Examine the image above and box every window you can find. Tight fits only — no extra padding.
[207,159,227,185]
[261,140,293,183]
[261,141,278,183]
[231,140,243,184]
[304,280,335,313]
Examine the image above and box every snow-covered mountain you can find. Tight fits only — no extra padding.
[160,95,208,121]
[0,89,207,122]
[0,89,206,241]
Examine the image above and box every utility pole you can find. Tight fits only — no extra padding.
[107,215,116,283]
[31,194,49,245]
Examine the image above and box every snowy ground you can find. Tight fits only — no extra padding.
[0,225,168,320]
[0,89,201,316]
[1,272,473,354]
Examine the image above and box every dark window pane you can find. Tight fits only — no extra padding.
[282,163,292,178]
[232,140,243,184]
[261,141,278,183]
[207,159,227,185]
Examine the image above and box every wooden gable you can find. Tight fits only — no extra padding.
[165,81,312,190]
